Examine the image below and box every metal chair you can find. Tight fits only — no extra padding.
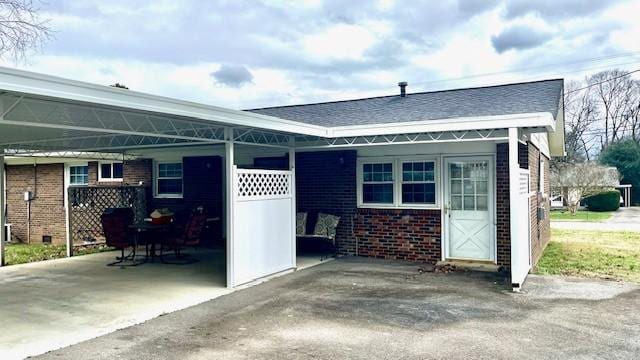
[101,208,143,267]
[160,212,207,264]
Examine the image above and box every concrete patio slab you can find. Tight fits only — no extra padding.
[0,248,326,359]
[35,258,640,360]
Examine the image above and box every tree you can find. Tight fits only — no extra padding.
[552,162,619,214]
[599,139,640,205]
[0,0,51,60]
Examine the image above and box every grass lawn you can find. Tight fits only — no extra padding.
[550,209,614,222]
[4,243,113,266]
[535,229,640,283]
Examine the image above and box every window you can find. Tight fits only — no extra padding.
[401,161,436,204]
[156,162,183,197]
[358,157,438,208]
[362,162,394,204]
[69,165,89,186]
[449,161,489,211]
[98,162,123,181]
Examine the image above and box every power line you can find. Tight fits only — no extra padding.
[408,51,640,88]
[565,68,640,95]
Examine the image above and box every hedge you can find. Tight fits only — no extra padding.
[584,190,621,212]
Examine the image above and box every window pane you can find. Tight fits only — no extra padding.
[158,179,182,194]
[159,163,182,178]
[450,163,462,178]
[113,163,123,179]
[403,161,435,183]
[451,180,462,195]
[363,162,393,183]
[70,166,88,185]
[464,196,475,210]
[451,195,462,210]
[402,183,435,204]
[464,180,474,194]
[477,195,488,210]
[100,164,111,179]
[363,183,393,203]
[476,180,488,195]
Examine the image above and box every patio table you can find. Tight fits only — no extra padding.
[129,222,173,263]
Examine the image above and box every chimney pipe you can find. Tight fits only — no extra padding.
[398,81,407,97]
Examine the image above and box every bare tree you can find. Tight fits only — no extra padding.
[563,80,599,162]
[0,0,51,60]
[552,162,619,214]
[589,70,638,148]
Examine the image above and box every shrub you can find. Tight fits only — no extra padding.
[584,190,621,212]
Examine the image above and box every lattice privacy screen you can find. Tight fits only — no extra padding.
[235,169,292,201]
[68,186,147,244]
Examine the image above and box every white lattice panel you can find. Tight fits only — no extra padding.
[235,169,292,201]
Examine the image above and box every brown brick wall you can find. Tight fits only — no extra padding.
[354,208,441,263]
[496,143,511,267]
[87,160,152,186]
[296,150,358,255]
[6,164,66,244]
[527,143,551,265]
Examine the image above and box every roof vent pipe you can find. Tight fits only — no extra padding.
[398,81,407,97]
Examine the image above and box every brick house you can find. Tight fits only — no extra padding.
[0,66,564,289]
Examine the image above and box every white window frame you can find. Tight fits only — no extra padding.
[153,160,183,199]
[358,158,395,207]
[68,164,89,186]
[98,161,123,182]
[357,156,440,209]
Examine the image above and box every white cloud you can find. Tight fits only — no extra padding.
[2,0,636,108]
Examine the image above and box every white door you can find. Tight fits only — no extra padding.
[444,157,494,261]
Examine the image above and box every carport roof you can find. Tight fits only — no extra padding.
[0,67,563,154]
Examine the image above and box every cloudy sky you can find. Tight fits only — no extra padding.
[4,0,640,109]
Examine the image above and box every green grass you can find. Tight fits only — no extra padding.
[550,209,614,222]
[5,243,113,266]
[535,229,640,283]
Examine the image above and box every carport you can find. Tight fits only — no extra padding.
[0,67,327,288]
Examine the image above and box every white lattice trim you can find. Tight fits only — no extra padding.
[235,168,292,201]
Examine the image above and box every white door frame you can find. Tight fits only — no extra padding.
[442,155,496,262]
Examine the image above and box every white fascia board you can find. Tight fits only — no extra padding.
[326,112,556,138]
[0,66,326,137]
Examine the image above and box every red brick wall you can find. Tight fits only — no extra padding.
[496,143,511,267]
[527,143,551,265]
[6,164,66,244]
[354,208,441,263]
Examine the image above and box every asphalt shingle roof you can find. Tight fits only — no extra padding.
[247,79,564,127]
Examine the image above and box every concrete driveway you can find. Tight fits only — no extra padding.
[37,258,640,360]
[552,206,640,232]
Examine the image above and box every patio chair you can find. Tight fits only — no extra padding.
[160,212,207,264]
[297,212,340,260]
[101,208,142,267]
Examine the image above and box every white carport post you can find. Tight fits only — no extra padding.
[0,149,5,266]
[225,128,235,288]
[508,127,524,290]
[289,136,296,269]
